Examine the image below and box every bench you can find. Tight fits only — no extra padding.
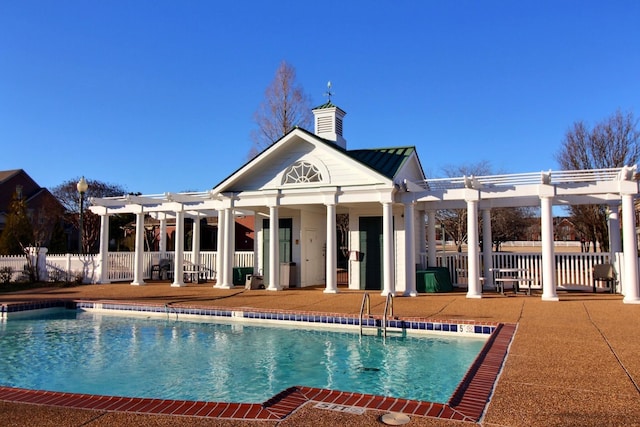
[491,268,533,295]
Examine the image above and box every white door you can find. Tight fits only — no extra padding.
[303,228,324,286]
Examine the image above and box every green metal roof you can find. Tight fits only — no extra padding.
[346,147,416,180]
[312,101,346,114]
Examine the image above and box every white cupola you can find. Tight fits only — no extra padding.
[312,101,347,149]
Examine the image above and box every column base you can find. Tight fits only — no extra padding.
[130,281,146,286]
[266,286,283,291]
[623,297,640,304]
[466,293,482,299]
[323,288,339,294]
[170,282,185,288]
[542,295,560,301]
[217,284,234,289]
[403,291,418,297]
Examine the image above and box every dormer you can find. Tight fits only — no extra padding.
[312,101,347,149]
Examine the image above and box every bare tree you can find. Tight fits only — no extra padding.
[52,178,128,253]
[437,161,534,252]
[249,61,313,157]
[556,110,640,252]
[490,207,535,251]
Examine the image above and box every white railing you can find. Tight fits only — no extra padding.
[106,251,255,282]
[418,251,615,291]
[419,167,631,191]
[0,249,617,291]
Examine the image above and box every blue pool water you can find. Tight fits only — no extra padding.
[0,311,485,403]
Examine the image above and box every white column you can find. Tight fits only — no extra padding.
[267,205,281,291]
[381,202,395,296]
[214,209,225,287]
[171,210,185,287]
[219,206,235,289]
[608,204,622,255]
[131,211,146,286]
[621,193,640,303]
[159,216,167,254]
[98,213,110,284]
[540,196,558,301]
[418,210,427,264]
[466,198,482,298]
[324,203,338,293]
[404,202,417,296]
[192,216,201,267]
[427,210,437,267]
[482,208,493,289]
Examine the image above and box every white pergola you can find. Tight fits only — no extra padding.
[405,166,640,303]
[90,166,640,304]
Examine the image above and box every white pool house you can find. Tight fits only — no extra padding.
[90,102,640,304]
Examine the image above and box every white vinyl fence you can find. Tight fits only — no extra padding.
[0,249,620,292]
[419,251,616,292]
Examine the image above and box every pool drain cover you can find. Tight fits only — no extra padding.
[380,412,410,425]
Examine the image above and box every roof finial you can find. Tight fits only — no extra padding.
[324,81,333,102]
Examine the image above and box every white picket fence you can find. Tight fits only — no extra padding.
[0,251,255,283]
[0,250,618,291]
[419,251,615,291]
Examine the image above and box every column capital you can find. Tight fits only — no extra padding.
[538,183,556,198]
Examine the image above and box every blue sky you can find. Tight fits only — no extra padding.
[1,1,638,195]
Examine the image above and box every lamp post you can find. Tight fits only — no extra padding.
[77,176,88,254]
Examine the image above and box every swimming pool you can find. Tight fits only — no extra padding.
[0,310,486,404]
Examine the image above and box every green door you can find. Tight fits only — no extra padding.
[263,218,292,284]
[359,216,383,290]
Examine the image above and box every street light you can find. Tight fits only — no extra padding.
[77,176,89,254]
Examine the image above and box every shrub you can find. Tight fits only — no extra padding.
[0,266,12,284]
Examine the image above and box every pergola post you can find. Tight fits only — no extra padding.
[131,210,146,286]
[381,201,395,296]
[608,203,622,255]
[219,205,235,289]
[192,215,201,267]
[482,208,493,289]
[621,192,640,303]
[324,202,338,294]
[214,209,225,288]
[404,201,417,296]
[97,213,110,284]
[465,196,482,298]
[171,210,185,287]
[266,204,281,291]
[159,215,167,254]
[427,209,437,267]
[540,195,558,301]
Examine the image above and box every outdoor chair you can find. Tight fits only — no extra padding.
[151,259,172,280]
[592,263,617,293]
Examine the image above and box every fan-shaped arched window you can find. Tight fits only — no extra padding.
[283,161,323,184]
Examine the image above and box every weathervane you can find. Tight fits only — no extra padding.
[324,81,333,102]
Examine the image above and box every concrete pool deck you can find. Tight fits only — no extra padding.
[1,283,639,426]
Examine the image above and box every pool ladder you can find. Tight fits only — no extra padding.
[359,293,395,337]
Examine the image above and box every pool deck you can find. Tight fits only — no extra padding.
[1,282,640,426]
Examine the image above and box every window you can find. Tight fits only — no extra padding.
[283,161,322,184]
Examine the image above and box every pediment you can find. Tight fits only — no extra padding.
[213,129,394,194]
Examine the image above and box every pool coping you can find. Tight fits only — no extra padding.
[0,299,516,423]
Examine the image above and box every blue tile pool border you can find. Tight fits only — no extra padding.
[1,300,497,338]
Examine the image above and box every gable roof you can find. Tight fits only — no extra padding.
[0,169,24,184]
[211,125,425,195]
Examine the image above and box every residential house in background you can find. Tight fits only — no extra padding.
[0,169,65,249]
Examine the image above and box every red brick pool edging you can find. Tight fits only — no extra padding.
[0,304,516,423]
